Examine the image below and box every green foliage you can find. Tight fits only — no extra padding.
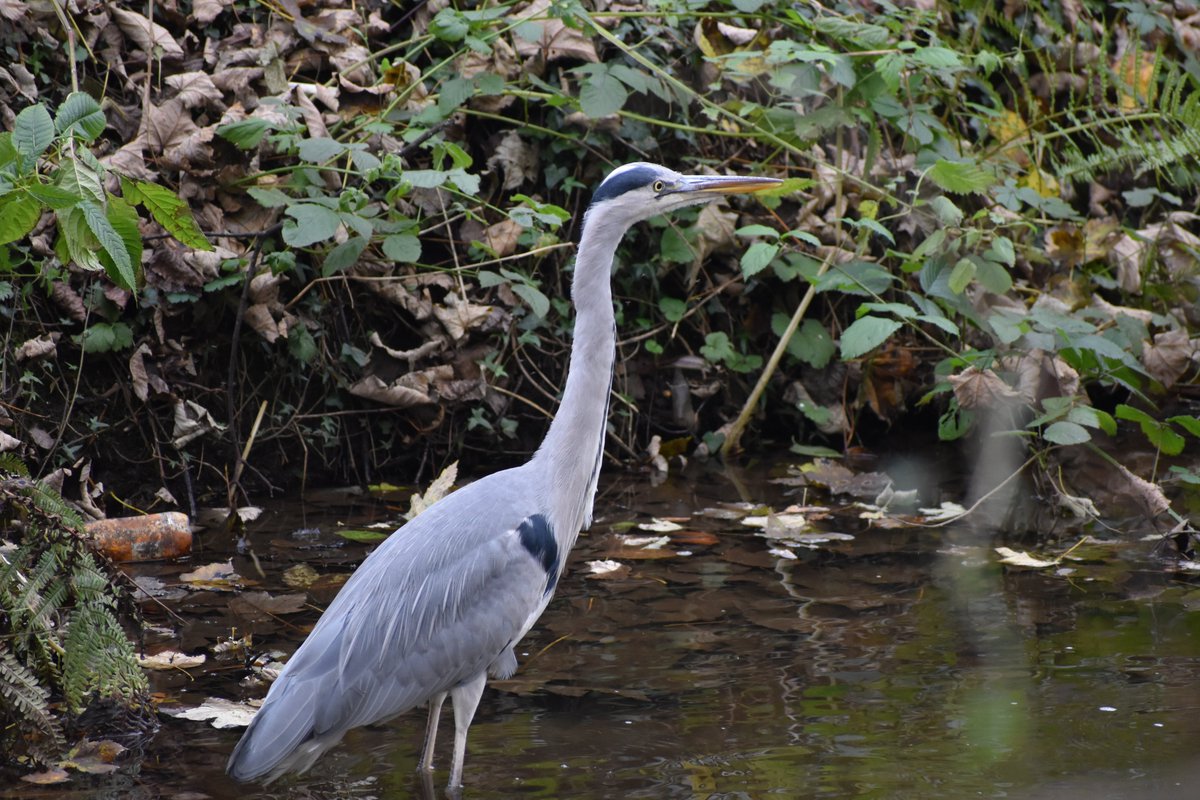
[1,93,210,292]
[0,457,150,768]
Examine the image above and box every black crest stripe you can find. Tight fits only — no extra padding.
[591,165,658,204]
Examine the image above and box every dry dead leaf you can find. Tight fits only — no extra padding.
[349,365,452,408]
[61,739,126,776]
[467,219,516,259]
[20,767,70,785]
[15,333,59,362]
[636,518,683,533]
[137,650,207,670]
[172,399,225,448]
[949,366,1020,410]
[487,130,537,190]
[1143,328,1193,388]
[282,563,320,588]
[191,0,233,25]
[585,559,630,579]
[514,0,599,62]
[433,294,492,341]
[166,697,257,729]
[111,7,185,59]
[179,560,239,589]
[407,460,458,519]
[166,71,224,109]
[228,591,309,619]
[995,546,1059,569]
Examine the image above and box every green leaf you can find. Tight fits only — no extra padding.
[1043,420,1091,445]
[839,315,902,359]
[55,158,104,204]
[246,187,292,208]
[128,180,212,250]
[288,324,318,364]
[80,322,133,353]
[659,226,693,263]
[580,71,628,117]
[105,196,143,286]
[989,235,1015,266]
[773,315,835,369]
[1115,404,1156,425]
[736,224,779,239]
[437,77,475,114]
[741,241,779,278]
[382,233,422,262]
[401,170,449,189]
[948,257,975,294]
[926,159,996,194]
[1168,415,1200,438]
[79,200,135,290]
[13,104,54,171]
[54,92,106,142]
[283,203,341,247]
[26,182,82,209]
[336,528,389,543]
[0,194,43,246]
[323,236,368,276]
[700,331,736,365]
[217,118,274,149]
[975,258,1013,294]
[512,282,550,318]
[58,206,103,272]
[1153,426,1186,455]
[928,195,963,226]
[297,137,346,163]
[659,297,686,322]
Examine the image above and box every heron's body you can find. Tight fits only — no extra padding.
[227,162,779,789]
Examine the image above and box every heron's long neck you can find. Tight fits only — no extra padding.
[533,211,624,542]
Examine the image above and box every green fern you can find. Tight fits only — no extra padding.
[0,456,152,769]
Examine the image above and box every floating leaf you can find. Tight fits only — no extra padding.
[165,697,257,729]
[337,529,389,543]
[995,546,1059,569]
[137,650,206,670]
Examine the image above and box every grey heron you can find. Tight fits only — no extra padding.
[226,162,781,791]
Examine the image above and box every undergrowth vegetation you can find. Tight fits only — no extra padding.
[0,455,152,770]
[0,0,1198,530]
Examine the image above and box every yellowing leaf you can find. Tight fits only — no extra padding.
[1018,167,1060,198]
[1114,51,1156,112]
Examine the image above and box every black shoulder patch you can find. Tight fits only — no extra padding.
[517,514,559,592]
[591,165,659,205]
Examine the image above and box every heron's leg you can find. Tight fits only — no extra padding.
[420,691,447,772]
[446,672,487,790]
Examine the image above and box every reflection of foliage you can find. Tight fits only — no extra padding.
[0,454,151,769]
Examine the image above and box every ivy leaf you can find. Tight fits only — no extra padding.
[54,92,106,142]
[659,226,693,263]
[13,103,54,171]
[839,315,902,359]
[79,200,135,290]
[283,203,341,247]
[926,159,996,194]
[659,297,686,322]
[80,322,133,353]
[700,332,736,365]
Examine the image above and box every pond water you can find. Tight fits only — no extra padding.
[79,460,1200,798]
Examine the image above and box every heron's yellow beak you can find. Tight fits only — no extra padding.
[678,174,783,195]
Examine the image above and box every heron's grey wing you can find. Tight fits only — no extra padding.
[228,470,555,781]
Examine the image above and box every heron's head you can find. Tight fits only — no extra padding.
[586,162,781,231]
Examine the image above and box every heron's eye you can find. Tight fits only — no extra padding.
[652,180,665,193]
